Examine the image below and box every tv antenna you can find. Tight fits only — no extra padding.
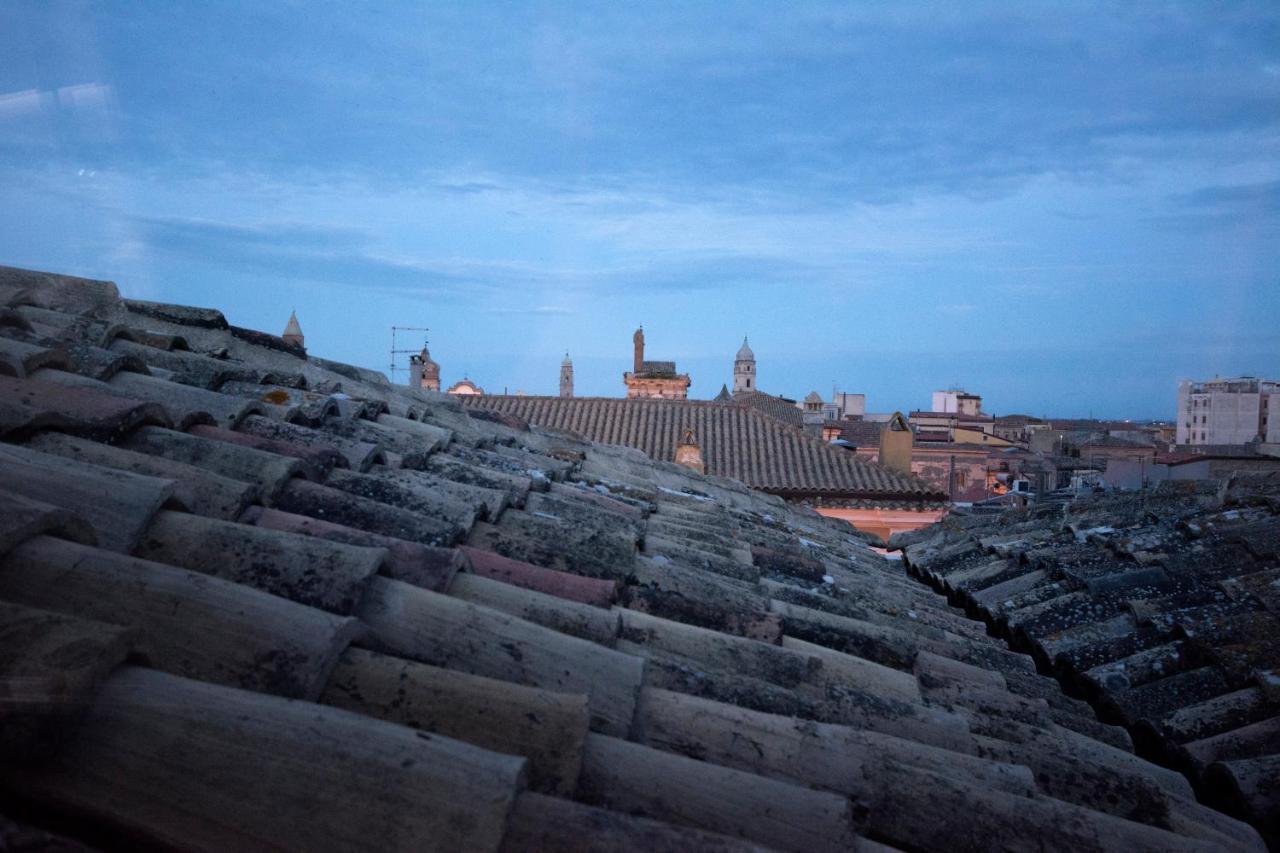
[390,325,430,383]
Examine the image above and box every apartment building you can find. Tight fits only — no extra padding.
[1176,377,1280,445]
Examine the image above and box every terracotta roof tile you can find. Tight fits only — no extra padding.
[901,479,1280,845]
[0,264,1268,851]
[462,395,941,502]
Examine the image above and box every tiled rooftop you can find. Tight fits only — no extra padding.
[896,478,1280,846]
[460,395,941,502]
[835,419,885,448]
[724,390,805,429]
[0,263,1268,851]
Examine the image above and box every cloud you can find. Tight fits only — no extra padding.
[1180,179,1280,215]
[483,305,575,316]
[130,215,505,299]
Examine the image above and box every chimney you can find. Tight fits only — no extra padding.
[674,427,705,475]
[879,412,914,476]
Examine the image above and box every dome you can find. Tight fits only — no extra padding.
[562,351,572,366]
[736,336,754,361]
[804,391,823,404]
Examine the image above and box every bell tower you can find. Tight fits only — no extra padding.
[733,336,755,394]
[559,352,574,398]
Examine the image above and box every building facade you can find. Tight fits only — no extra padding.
[446,378,484,396]
[623,326,691,399]
[1177,377,1279,446]
[932,389,983,416]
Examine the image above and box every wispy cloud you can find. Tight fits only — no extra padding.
[483,305,576,316]
[1181,179,1280,215]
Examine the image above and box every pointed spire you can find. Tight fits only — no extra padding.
[282,310,304,348]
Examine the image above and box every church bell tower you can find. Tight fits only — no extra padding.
[733,336,755,394]
[559,352,574,398]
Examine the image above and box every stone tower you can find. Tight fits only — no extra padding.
[559,352,574,398]
[622,326,691,400]
[409,343,441,391]
[282,311,304,349]
[733,336,755,394]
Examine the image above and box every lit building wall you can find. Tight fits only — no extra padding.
[1177,378,1278,445]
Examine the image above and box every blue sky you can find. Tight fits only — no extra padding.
[2,2,1277,418]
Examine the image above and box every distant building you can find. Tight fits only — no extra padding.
[932,389,982,416]
[800,391,825,429]
[827,392,866,420]
[1176,377,1280,446]
[832,412,994,502]
[1078,436,1156,472]
[993,414,1045,444]
[559,353,574,399]
[446,378,484,396]
[1105,447,1280,490]
[281,311,304,349]
[623,326,690,400]
[908,409,996,440]
[408,344,441,391]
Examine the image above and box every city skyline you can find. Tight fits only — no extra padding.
[1,2,1277,418]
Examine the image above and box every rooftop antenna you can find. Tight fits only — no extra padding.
[389,325,430,382]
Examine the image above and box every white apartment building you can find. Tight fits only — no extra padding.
[931,389,983,416]
[1176,377,1280,446]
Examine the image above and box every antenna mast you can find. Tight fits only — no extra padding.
[389,325,430,383]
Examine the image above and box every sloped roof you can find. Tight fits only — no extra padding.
[282,310,302,339]
[838,419,886,448]
[897,478,1280,846]
[910,410,995,423]
[1080,436,1155,449]
[460,395,940,501]
[0,263,1266,852]
[727,389,804,429]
